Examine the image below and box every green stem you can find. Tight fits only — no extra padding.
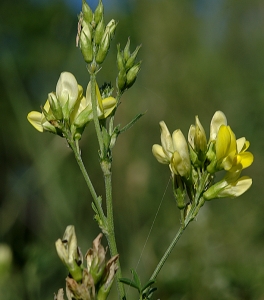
[150,225,185,281]
[90,73,104,156]
[102,161,126,299]
[150,170,211,282]
[69,139,106,228]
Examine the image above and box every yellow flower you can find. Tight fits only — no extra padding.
[216,125,254,172]
[27,100,56,133]
[152,121,191,177]
[204,171,252,200]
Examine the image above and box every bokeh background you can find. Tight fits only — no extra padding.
[1,0,264,299]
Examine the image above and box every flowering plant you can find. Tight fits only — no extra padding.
[27,1,253,299]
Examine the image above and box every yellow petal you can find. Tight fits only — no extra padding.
[160,121,174,159]
[152,144,170,164]
[210,111,227,141]
[101,96,117,118]
[27,111,44,132]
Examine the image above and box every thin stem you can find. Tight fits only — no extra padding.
[90,73,104,155]
[104,169,126,299]
[150,170,211,282]
[69,139,106,227]
[150,225,185,281]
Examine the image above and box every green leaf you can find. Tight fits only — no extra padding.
[131,269,142,291]
[119,112,145,134]
[119,278,139,291]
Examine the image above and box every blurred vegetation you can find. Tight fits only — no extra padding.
[1,0,264,299]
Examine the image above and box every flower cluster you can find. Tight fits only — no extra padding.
[55,226,118,300]
[116,39,141,93]
[27,72,116,141]
[77,0,117,66]
[152,111,253,219]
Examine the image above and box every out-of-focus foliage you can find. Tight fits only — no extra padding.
[0,0,264,299]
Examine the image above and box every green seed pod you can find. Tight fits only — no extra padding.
[95,33,110,64]
[94,0,104,25]
[80,30,93,63]
[82,0,93,24]
[126,62,141,88]
[94,18,105,45]
[125,44,141,70]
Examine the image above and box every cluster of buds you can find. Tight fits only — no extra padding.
[27,72,117,141]
[152,111,254,221]
[55,226,119,300]
[77,0,117,67]
[116,39,141,93]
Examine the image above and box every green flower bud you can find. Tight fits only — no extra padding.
[82,0,93,24]
[125,44,141,70]
[173,174,186,209]
[94,18,105,45]
[94,0,104,25]
[117,44,125,71]
[48,92,63,120]
[80,30,93,63]
[96,33,110,64]
[73,105,93,128]
[126,62,141,88]
[123,38,131,62]
[117,69,127,92]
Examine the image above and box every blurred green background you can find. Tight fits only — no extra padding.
[1,0,264,299]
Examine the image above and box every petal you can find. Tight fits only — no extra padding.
[27,111,44,132]
[188,124,195,149]
[101,96,117,118]
[172,130,191,176]
[56,72,79,109]
[218,176,252,198]
[171,151,190,177]
[210,111,227,141]
[159,121,174,158]
[152,144,170,164]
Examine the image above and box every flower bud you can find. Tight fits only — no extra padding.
[194,116,207,154]
[96,33,110,64]
[116,44,125,71]
[82,0,93,24]
[126,62,141,88]
[48,92,63,120]
[123,38,131,62]
[125,44,141,70]
[80,30,93,63]
[173,174,186,209]
[94,18,105,45]
[117,69,127,92]
[94,0,104,25]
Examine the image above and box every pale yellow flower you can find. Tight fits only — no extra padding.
[204,171,252,200]
[152,121,191,177]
